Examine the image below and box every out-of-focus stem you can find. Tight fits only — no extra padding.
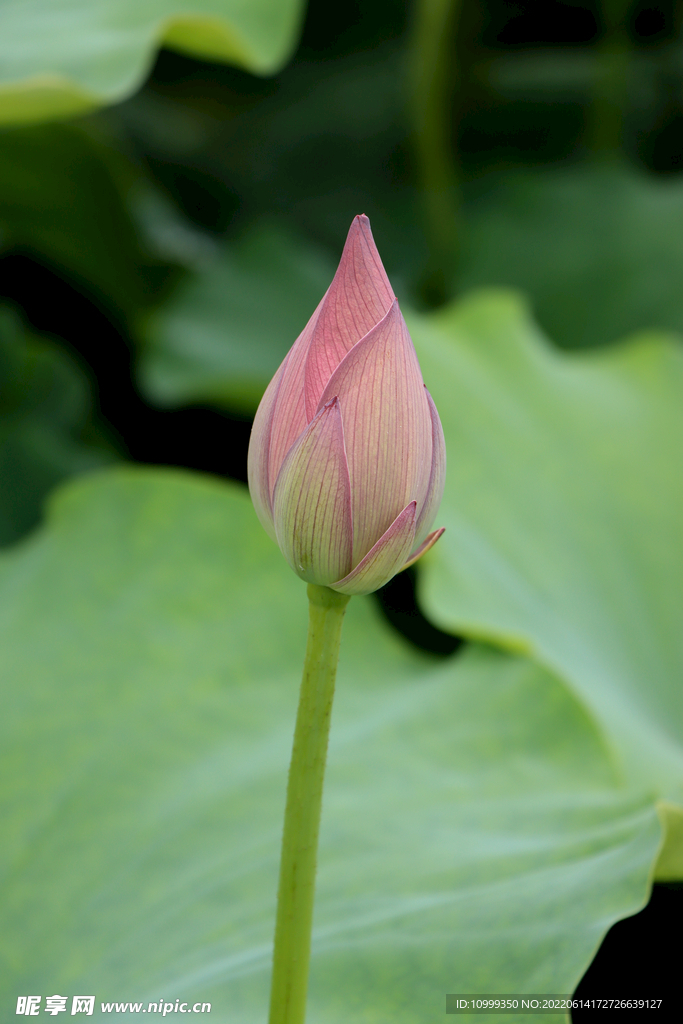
[408,0,461,306]
[587,0,633,156]
[268,584,351,1024]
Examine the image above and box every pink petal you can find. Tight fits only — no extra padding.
[257,215,394,500]
[414,388,446,547]
[265,291,327,504]
[328,501,417,597]
[271,398,353,586]
[317,301,433,566]
[247,353,291,541]
[400,527,445,572]
[303,214,394,421]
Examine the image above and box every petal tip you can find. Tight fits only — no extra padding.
[400,527,445,572]
[328,500,417,596]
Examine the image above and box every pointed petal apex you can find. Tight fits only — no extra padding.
[303,215,395,419]
[328,501,417,597]
[272,398,353,585]
[400,527,445,572]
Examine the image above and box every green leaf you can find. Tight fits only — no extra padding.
[116,42,415,278]
[461,162,683,350]
[410,291,683,822]
[0,306,116,547]
[137,164,683,417]
[138,222,334,413]
[0,467,664,1020]
[655,803,683,881]
[0,0,306,124]
[0,122,154,317]
[476,48,598,100]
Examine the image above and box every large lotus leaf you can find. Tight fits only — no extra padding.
[0,0,306,125]
[138,223,333,412]
[0,468,664,1022]
[410,292,683,842]
[0,122,152,317]
[0,306,115,547]
[460,162,683,350]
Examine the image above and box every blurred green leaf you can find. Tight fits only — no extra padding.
[0,0,307,124]
[655,803,683,881]
[411,291,683,835]
[0,122,155,317]
[0,467,663,1020]
[138,222,333,412]
[136,163,683,418]
[0,306,116,547]
[116,43,418,268]
[475,48,598,100]
[461,163,683,350]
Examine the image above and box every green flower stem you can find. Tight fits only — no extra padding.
[268,583,351,1024]
[408,0,462,306]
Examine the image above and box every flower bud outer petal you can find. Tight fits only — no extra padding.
[247,354,290,542]
[400,527,445,572]
[266,292,327,499]
[414,387,446,548]
[303,214,394,421]
[266,216,394,485]
[328,501,417,597]
[317,301,432,565]
[272,398,353,585]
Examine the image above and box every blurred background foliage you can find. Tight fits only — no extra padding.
[0,3,680,540]
[4,1,683,542]
[1,0,683,1009]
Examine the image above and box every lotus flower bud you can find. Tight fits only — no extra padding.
[247,215,445,596]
